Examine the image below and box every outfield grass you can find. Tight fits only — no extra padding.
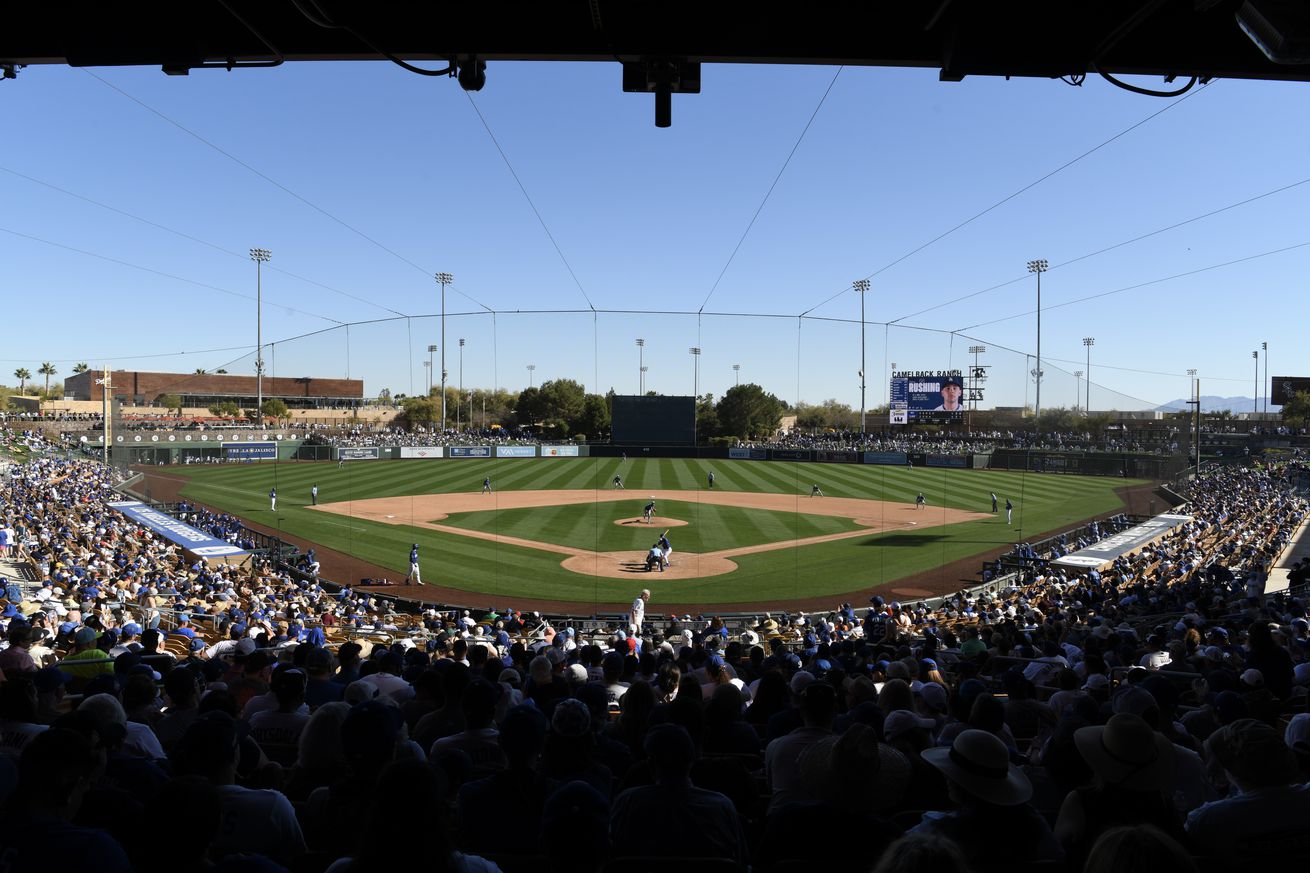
[167,457,1148,605]
[440,499,863,552]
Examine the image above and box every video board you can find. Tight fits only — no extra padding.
[889,370,965,424]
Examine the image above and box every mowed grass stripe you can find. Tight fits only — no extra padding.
[169,460,1148,605]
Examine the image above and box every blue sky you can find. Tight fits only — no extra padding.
[2,61,1306,411]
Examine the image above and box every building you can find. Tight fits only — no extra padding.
[63,370,364,410]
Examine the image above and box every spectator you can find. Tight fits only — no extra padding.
[1186,718,1310,857]
[912,729,1062,864]
[0,728,133,872]
[765,680,836,810]
[171,711,306,865]
[1083,825,1198,873]
[1055,713,1182,862]
[610,723,748,864]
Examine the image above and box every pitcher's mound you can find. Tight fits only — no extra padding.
[561,551,737,580]
[614,517,689,528]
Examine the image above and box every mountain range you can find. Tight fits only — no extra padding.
[1154,396,1277,413]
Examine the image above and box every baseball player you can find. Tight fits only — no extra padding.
[643,498,656,524]
[915,492,926,510]
[407,543,423,585]
[810,483,824,498]
[646,544,665,572]
[707,470,715,489]
[658,532,673,566]
[990,492,998,513]
[612,473,624,490]
[338,456,345,469]
[269,488,277,511]
[1005,498,1014,525]
[482,476,492,494]
[310,484,318,506]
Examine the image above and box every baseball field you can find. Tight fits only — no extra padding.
[152,457,1153,611]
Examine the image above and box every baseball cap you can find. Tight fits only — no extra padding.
[789,670,816,695]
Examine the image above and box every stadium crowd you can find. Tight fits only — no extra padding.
[0,453,1307,871]
[310,425,543,449]
[756,429,1186,456]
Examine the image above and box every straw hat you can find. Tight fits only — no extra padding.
[1074,713,1176,791]
[921,729,1032,806]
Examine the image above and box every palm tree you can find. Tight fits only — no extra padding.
[194,368,207,375]
[13,368,31,395]
[72,362,90,374]
[37,362,57,397]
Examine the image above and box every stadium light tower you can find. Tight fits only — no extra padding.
[1262,341,1268,417]
[635,338,645,394]
[426,345,438,397]
[250,248,271,426]
[423,360,431,395]
[853,279,870,434]
[1027,259,1048,425]
[435,272,453,431]
[1253,350,1259,415]
[1074,371,1084,411]
[640,365,649,393]
[689,348,701,398]
[967,345,986,431]
[1083,337,1095,412]
[732,363,740,386]
[527,363,536,388]
[458,339,465,431]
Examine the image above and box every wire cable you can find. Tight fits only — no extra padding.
[464,92,596,312]
[0,164,411,318]
[82,69,491,313]
[0,225,343,324]
[699,67,843,313]
[800,80,1213,316]
[956,238,1310,332]
[888,173,1310,325]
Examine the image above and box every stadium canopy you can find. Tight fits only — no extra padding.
[3,1,1309,124]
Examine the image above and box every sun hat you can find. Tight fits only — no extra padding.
[883,710,934,740]
[920,729,1033,806]
[1074,713,1176,791]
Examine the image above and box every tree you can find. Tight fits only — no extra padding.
[695,392,720,441]
[401,396,437,429]
[514,385,548,426]
[72,362,90,374]
[715,383,784,439]
[155,394,183,416]
[12,368,30,395]
[261,398,290,424]
[194,368,208,375]
[572,393,611,438]
[215,369,228,374]
[37,362,57,397]
[540,379,586,425]
[1282,391,1310,428]
[208,401,241,419]
[377,388,393,407]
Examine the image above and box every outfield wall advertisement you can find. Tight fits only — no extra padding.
[107,501,247,558]
[729,447,768,460]
[449,446,492,458]
[864,451,908,465]
[815,450,860,464]
[925,454,969,468]
[224,443,277,460]
[398,447,444,459]
[338,447,380,461]
[889,370,966,424]
[541,445,580,457]
[496,446,537,458]
[769,449,811,461]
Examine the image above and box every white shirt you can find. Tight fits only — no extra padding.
[632,597,646,626]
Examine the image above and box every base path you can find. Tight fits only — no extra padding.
[312,489,990,580]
